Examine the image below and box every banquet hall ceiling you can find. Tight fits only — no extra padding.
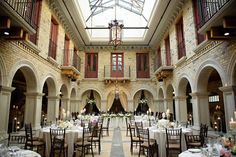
[50,0,185,49]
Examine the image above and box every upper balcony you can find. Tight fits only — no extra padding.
[61,52,81,82]
[0,0,37,40]
[104,65,131,84]
[154,66,174,82]
[196,0,236,40]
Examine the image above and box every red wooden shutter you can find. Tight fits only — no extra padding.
[165,36,171,66]
[136,53,150,78]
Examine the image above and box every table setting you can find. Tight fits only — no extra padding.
[0,144,41,157]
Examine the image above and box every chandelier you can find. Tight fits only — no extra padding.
[108,19,124,48]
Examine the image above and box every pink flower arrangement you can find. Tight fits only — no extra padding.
[220,148,232,157]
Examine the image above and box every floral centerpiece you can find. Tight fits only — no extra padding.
[139,98,147,104]
[58,120,73,129]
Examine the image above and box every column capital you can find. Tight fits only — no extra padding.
[47,96,59,100]
[24,92,45,97]
[174,96,188,100]
[189,92,209,98]
[0,85,15,92]
[219,85,236,93]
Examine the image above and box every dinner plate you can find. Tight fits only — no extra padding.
[188,148,201,153]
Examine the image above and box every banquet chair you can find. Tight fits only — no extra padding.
[185,134,203,149]
[138,128,158,157]
[165,128,182,157]
[24,123,45,155]
[88,123,102,154]
[102,117,110,136]
[135,121,143,137]
[200,123,208,145]
[49,128,68,157]
[8,132,26,149]
[126,117,135,136]
[73,127,94,157]
[128,124,142,155]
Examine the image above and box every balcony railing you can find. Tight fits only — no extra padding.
[48,39,57,60]
[197,0,230,29]
[104,65,131,80]
[3,0,37,29]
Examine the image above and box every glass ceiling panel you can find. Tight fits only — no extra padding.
[77,0,156,40]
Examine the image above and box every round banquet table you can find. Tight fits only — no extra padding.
[14,149,41,157]
[40,127,83,157]
[149,127,192,157]
[178,150,202,157]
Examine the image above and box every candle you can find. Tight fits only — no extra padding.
[234,111,236,119]
[229,118,236,129]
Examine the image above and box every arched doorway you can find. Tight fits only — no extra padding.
[177,77,192,124]
[208,69,225,132]
[8,70,26,132]
[136,90,149,114]
[84,90,100,115]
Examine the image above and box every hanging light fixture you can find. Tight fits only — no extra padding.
[108,2,124,48]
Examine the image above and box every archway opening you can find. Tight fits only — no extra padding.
[41,82,48,126]
[208,69,225,132]
[136,90,150,114]
[109,98,125,114]
[84,90,100,115]
[8,70,26,132]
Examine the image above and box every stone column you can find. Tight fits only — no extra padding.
[61,98,70,113]
[157,99,164,112]
[219,86,236,131]
[0,86,15,135]
[174,96,188,123]
[100,99,107,112]
[24,92,44,130]
[47,96,59,122]
[164,98,174,113]
[153,99,159,113]
[70,99,77,112]
[74,100,80,112]
[190,92,209,127]
[127,99,133,112]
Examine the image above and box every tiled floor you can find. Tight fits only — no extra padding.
[93,126,145,157]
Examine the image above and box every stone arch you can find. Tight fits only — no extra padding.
[131,87,155,99]
[195,59,226,93]
[60,84,69,98]
[79,87,103,100]
[70,88,76,99]
[176,74,192,97]
[81,89,102,111]
[228,53,236,85]
[0,55,7,86]
[8,60,39,92]
[133,89,154,112]
[41,75,57,96]
[195,62,226,131]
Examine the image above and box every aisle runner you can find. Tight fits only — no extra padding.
[110,127,124,157]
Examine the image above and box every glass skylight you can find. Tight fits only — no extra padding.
[76,0,156,41]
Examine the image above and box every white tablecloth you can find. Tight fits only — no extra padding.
[149,127,192,157]
[15,149,41,157]
[178,150,202,157]
[40,127,83,157]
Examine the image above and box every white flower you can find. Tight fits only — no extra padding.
[139,98,148,104]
